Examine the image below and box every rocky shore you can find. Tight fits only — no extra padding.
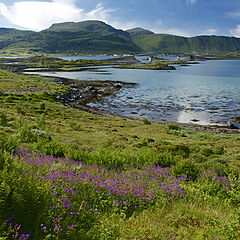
[49,76,136,106]
[47,76,240,134]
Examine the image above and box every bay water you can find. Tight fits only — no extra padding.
[28,59,240,126]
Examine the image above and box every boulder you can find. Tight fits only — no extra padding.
[69,84,77,88]
[227,122,239,129]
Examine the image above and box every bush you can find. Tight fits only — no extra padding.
[168,124,181,131]
[142,118,151,125]
[155,143,190,158]
[69,122,82,131]
[37,114,46,129]
[199,147,213,157]
[172,160,199,180]
[0,170,50,236]
[212,146,224,155]
[0,113,7,127]
[40,103,46,111]
[0,134,19,153]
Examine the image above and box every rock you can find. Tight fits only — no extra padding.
[69,84,77,88]
[227,122,239,129]
[0,92,3,96]
[85,86,95,91]
[191,119,200,122]
[115,83,122,89]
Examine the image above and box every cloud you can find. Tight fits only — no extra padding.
[0,1,113,31]
[229,25,240,37]
[186,0,196,4]
[203,28,218,35]
[227,11,240,18]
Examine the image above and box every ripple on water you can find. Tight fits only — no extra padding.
[35,59,240,125]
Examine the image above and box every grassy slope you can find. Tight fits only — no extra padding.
[0,70,240,239]
[130,33,240,54]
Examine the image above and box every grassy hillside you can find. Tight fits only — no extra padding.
[0,21,141,55]
[1,21,240,55]
[0,65,240,239]
[128,30,240,54]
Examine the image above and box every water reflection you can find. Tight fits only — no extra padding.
[26,60,240,125]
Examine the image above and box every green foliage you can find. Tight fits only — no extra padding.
[69,122,82,131]
[155,142,190,158]
[199,146,213,157]
[142,118,151,125]
[0,113,8,127]
[37,114,46,129]
[0,134,19,153]
[40,103,46,111]
[168,124,181,131]
[173,160,199,180]
[212,146,224,155]
[0,170,50,236]
[0,151,14,171]
[18,126,38,143]
[16,104,26,116]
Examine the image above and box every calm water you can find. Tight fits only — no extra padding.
[28,60,240,125]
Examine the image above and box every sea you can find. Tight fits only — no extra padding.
[25,56,240,126]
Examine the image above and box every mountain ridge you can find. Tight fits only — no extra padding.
[0,20,240,54]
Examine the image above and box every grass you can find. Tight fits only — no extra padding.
[0,68,240,239]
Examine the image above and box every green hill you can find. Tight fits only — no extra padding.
[0,21,240,54]
[0,21,141,55]
[127,28,240,53]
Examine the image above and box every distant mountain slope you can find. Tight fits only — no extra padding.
[127,29,240,53]
[0,28,34,51]
[0,21,141,54]
[0,21,240,54]
[126,28,155,37]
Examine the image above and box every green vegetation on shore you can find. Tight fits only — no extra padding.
[0,69,240,239]
[115,60,190,70]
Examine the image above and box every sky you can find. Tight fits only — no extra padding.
[0,0,240,37]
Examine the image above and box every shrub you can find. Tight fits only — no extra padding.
[0,170,50,236]
[69,122,82,131]
[155,143,190,158]
[199,147,213,157]
[16,105,26,116]
[40,103,46,111]
[168,124,181,131]
[0,113,7,127]
[142,118,151,125]
[0,134,19,153]
[212,146,224,155]
[18,126,38,143]
[37,114,46,129]
[172,160,199,180]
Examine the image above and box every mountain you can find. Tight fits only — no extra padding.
[0,21,141,54]
[126,28,155,37]
[0,21,240,55]
[127,29,240,53]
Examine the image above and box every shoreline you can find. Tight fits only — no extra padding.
[46,75,240,134]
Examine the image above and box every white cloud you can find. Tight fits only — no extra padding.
[186,0,196,4]
[0,1,113,31]
[203,28,218,35]
[230,25,240,37]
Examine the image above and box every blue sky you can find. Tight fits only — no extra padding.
[0,0,240,37]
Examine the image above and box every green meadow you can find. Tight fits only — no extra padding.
[0,70,240,239]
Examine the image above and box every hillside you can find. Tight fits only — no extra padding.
[0,57,240,239]
[0,21,141,55]
[0,20,240,54]
[127,29,240,53]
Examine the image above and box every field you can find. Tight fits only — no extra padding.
[0,69,240,239]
